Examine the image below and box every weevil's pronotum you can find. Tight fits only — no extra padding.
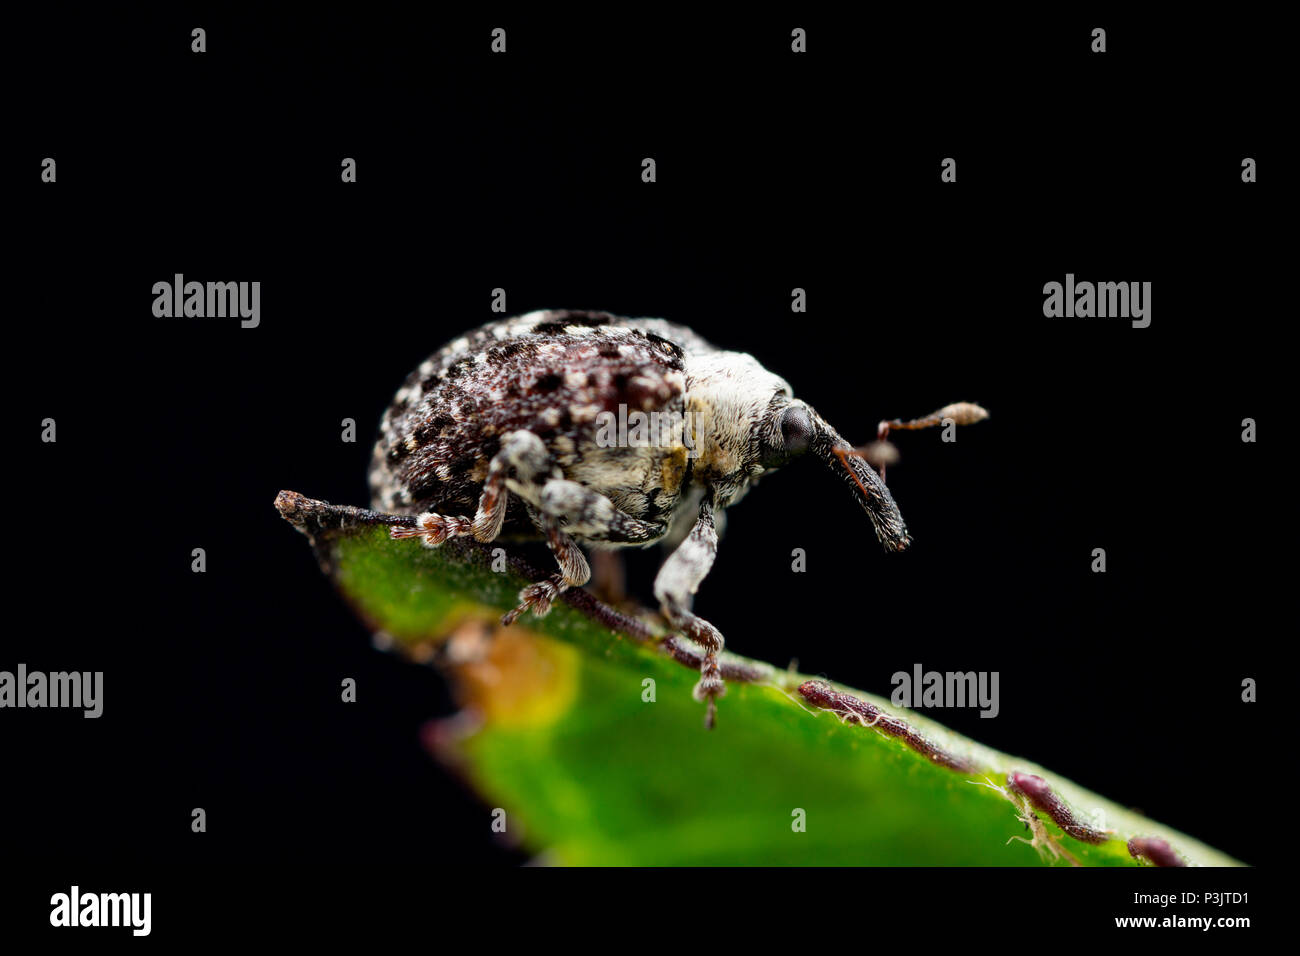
[369,309,987,727]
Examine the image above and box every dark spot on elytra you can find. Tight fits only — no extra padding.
[402,462,442,500]
[533,372,563,392]
[499,340,533,359]
[488,342,534,364]
[448,452,483,477]
[411,415,454,445]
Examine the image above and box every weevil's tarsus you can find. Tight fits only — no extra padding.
[501,574,563,625]
[390,511,473,546]
[387,525,429,541]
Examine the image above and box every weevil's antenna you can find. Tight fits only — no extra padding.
[807,409,912,552]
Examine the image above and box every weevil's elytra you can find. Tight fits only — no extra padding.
[371,309,987,728]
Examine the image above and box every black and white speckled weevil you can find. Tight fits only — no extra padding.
[369,309,988,727]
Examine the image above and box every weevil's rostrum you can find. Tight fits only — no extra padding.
[370,310,985,727]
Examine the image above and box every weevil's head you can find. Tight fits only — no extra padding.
[683,350,911,552]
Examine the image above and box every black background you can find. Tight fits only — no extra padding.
[4,5,1277,923]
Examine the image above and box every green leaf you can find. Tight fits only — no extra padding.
[276,490,1242,867]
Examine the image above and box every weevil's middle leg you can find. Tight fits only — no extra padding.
[501,512,591,626]
[654,501,724,728]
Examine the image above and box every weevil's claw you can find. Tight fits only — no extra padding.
[693,664,726,729]
[502,575,564,626]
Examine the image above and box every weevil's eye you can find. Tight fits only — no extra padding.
[761,404,813,468]
[780,405,812,456]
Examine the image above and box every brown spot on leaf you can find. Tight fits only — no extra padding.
[446,618,580,727]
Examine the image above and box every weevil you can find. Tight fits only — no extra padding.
[369,309,987,727]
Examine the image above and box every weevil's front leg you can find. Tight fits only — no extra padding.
[501,511,591,625]
[389,431,531,546]
[653,500,725,728]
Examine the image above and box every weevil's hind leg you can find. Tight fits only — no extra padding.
[501,511,591,625]
[653,501,725,728]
